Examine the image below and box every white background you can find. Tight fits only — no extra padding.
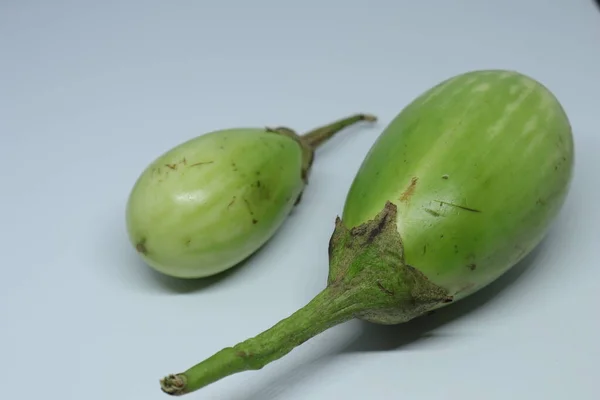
[1,1,599,399]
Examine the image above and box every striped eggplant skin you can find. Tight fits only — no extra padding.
[342,70,574,303]
[126,128,305,279]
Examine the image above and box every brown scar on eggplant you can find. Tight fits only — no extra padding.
[400,177,418,202]
[227,197,237,208]
[434,200,481,213]
[190,161,214,167]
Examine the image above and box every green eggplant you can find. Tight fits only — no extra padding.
[126,114,377,278]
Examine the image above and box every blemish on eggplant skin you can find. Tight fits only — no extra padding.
[424,208,441,217]
[434,199,481,213]
[190,161,214,167]
[467,263,477,271]
[243,197,254,216]
[136,240,148,255]
[442,174,449,180]
[227,196,237,208]
[399,177,419,202]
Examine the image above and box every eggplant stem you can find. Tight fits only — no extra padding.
[159,287,360,396]
[302,113,377,149]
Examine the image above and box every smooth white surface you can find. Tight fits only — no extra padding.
[1,1,599,399]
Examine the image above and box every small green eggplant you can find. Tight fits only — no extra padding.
[159,69,574,395]
[126,113,377,278]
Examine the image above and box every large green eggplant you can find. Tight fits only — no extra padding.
[159,69,574,395]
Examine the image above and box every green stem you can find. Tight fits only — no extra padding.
[160,286,361,396]
[159,201,453,396]
[301,113,377,149]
